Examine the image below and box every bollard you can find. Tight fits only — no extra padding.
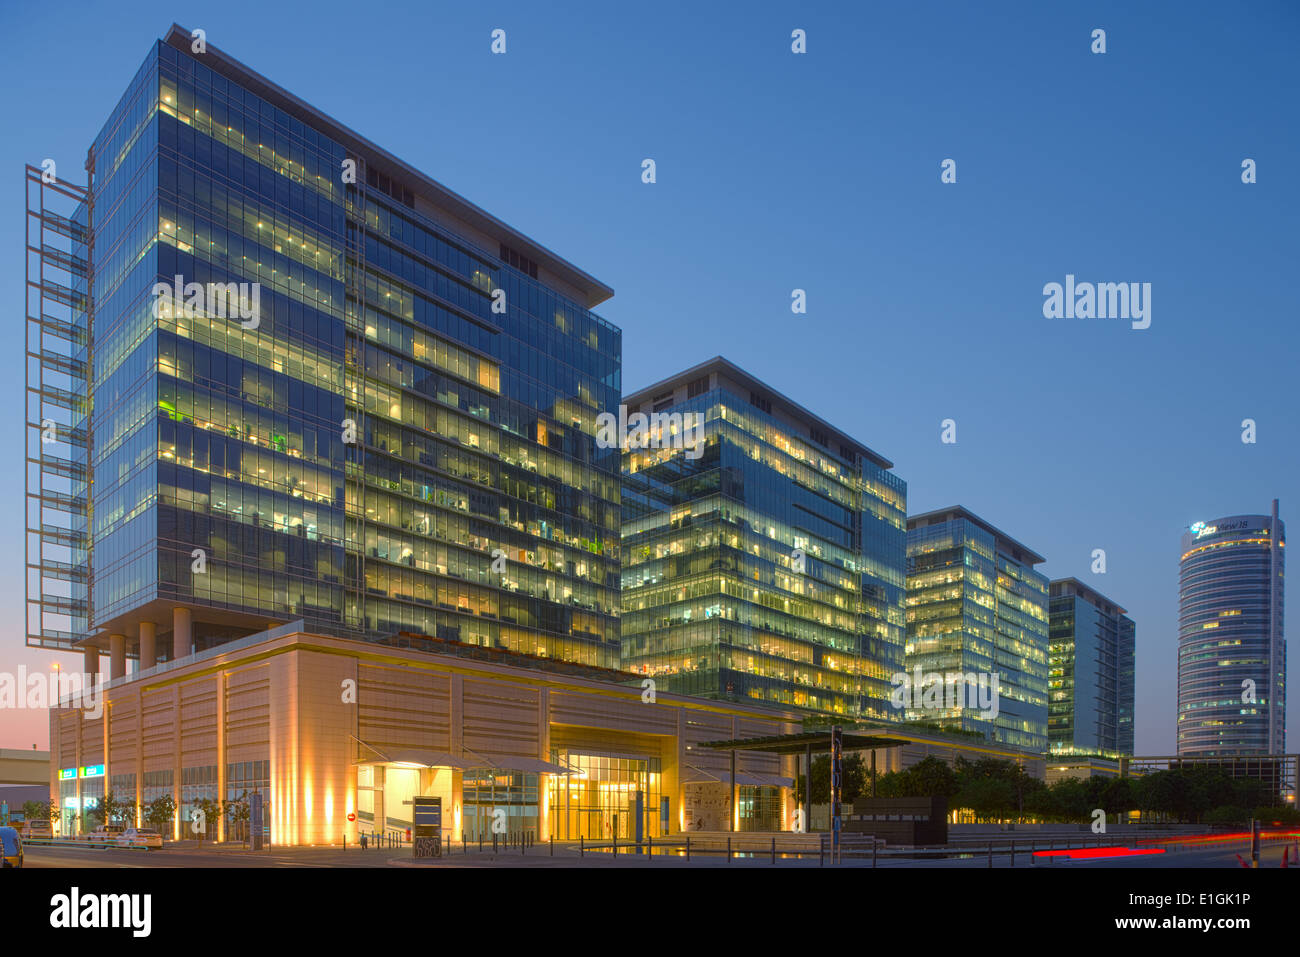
[580,836,584,858]
[550,835,554,857]
[988,842,993,868]
[612,836,617,857]
[648,834,653,858]
[493,832,498,854]
[873,839,877,869]
[819,834,824,867]
[771,837,776,864]
[686,837,691,862]
[727,837,732,864]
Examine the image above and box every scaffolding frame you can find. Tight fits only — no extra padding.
[25,162,93,649]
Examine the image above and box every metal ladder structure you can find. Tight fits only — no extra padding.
[24,162,93,649]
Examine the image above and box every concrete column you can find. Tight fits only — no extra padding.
[173,686,182,841]
[216,670,226,843]
[84,645,100,686]
[538,688,550,840]
[139,621,157,670]
[449,674,462,840]
[172,607,192,661]
[109,634,126,680]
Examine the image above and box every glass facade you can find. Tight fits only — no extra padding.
[79,36,622,666]
[225,760,271,842]
[1048,579,1135,757]
[462,769,540,840]
[906,510,1050,753]
[548,751,661,841]
[737,785,782,832]
[620,365,907,719]
[179,764,218,834]
[1178,508,1286,755]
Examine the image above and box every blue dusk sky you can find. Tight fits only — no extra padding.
[0,0,1295,753]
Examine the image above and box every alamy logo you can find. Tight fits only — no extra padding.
[151,274,261,329]
[49,887,151,937]
[0,667,102,718]
[890,667,1000,720]
[1042,274,1150,330]
[596,406,704,460]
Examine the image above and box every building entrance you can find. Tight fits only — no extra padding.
[548,751,660,841]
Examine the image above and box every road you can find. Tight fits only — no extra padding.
[21,838,1299,868]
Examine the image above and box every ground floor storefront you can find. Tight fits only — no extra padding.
[51,624,796,845]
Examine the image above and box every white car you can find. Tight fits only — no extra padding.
[116,828,163,850]
[25,820,53,840]
[89,824,125,846]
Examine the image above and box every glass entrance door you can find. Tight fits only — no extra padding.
[548,751,661,841]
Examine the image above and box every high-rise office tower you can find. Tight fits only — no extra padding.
[1048,578,1136,757]
[1178,501,1286,755]
[906,507,1050,753]
[619,357,907,720]
[26,26,622,675]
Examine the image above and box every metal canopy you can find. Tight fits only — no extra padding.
[480,754,575,775]
[696,730,913,754]
[353,745,573,775]
[354,749,480,770]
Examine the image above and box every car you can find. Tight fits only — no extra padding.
[116,828,163,850]
[88,824,125,847]
[25,820,52,840]
[0,827,22,868]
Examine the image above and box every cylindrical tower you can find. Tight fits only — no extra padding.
[1178,503,1285,755]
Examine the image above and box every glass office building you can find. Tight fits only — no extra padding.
[620,357,908,720]
[1178,502,1286,756]
[906,507,1050,754]
[1048,578,1135,757]
[26,26,622,673]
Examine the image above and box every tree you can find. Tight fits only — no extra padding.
[224,791,251,845]
[907,756,960,800]
[947,757,1047,822]
[190,798,222,841]
[1099,777,1135,817]
[797,755,830,804]
[83,801,105,830]
[1131,767,1261,824]
[21,799,59,825]
[841,754,868,803]
[956,777,1016,822]
[1204,806,1250,826]
[96,791,135,828]
[1254,804,1300,826]
[144,795,177,835]
[795,753,868,805]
